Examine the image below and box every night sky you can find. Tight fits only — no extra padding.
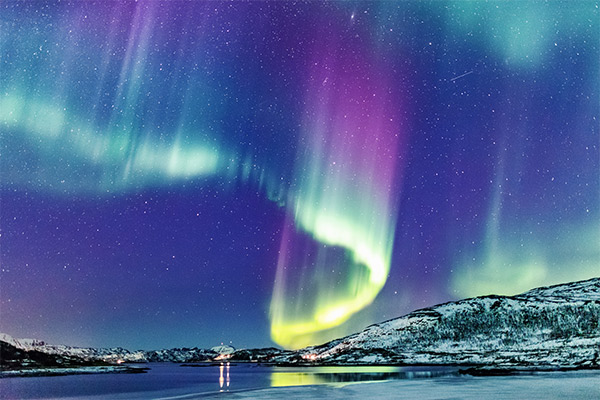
[1,1,598,350]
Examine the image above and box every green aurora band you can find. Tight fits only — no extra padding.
[268,38,406,348]
[4,1,595,350]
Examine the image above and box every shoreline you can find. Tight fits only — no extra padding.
[166,369,600,400]
[0,365,149,378]
[2,361,598,379]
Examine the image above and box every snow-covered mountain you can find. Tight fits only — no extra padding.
[3,278,599,370]
[274,277,600,369]
[145,347,219,363]
[0,333,146,363]
[0,333,272,364]
[0,339,149,376]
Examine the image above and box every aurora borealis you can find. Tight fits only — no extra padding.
[1,1,598,350]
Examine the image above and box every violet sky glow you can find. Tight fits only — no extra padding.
[270,24,407,347]
[1,1,598,350]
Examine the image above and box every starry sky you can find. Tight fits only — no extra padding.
[1,1,598,350]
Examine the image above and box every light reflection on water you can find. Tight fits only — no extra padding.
[218,362,231,391]
[2,364,599,399]
[269,366,458,387]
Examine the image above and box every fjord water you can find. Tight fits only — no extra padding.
[4,364,452,399]
[1,364,598,399]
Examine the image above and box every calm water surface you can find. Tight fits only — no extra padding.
[0,364,454,399]
[0,364,597,399]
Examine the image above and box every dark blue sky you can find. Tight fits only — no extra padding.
[1,1,598,350]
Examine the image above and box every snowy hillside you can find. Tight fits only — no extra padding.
[145,347,220,362]
[0,333,146,363]
[3,278,599,370]
[0,339,148,377]
[276,278,600,369]
[0,333,273,364]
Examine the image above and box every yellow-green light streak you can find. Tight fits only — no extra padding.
[269,45,405,348]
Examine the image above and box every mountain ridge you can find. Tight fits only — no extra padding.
[2,277,599,370]
[276,277,600,368]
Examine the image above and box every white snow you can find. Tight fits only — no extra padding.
[275,277,600,368]
[173,371,600,399]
